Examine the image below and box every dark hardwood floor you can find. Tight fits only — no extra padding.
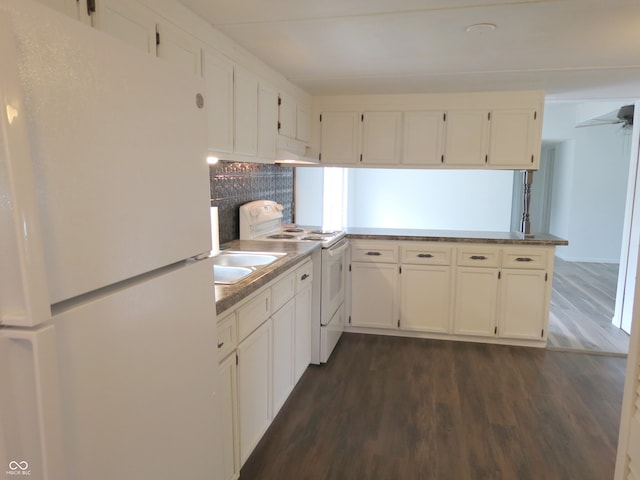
[240,333,626,480]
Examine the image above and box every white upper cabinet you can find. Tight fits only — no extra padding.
[278,94,297,139]
[156,22,202,76]
[234,66,259,157]
[296,104,311,143]
[361,112,402,165]
[402,111,445,166]
[488,108,540,169]
[202,49,234,155]
[258,84,279,160]
[95,0,155,54]
[319,111,361,165]
[443,110,489,166]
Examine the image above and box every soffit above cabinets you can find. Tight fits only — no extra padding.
[178,0,640,100]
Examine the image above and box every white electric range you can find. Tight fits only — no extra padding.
[239,200,348,363]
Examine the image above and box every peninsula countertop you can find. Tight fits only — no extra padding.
[345,228,568,246]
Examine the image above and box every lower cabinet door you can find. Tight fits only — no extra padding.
[294,285,312,383]
[218,353,239,480]
[351,262,398,329]
[498,269,547,340]
[453,267,499,336]
[400,264,452,333]
[271,299,295,416]
[237,319,272,465]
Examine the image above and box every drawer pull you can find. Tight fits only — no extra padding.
[217,341,224,349]
[470,255,487,260]
[300,273,310,281]
[515,257,533,262]
[417,253,434,258]
[366,251,382,256]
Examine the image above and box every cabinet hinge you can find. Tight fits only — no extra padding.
[348,315,352,325]
[541,329,545,338]
[443,113,447,122]
[488,112,491,120]
[155,31,160,47]
[319,114,322,122]
[531,154,534,163]
[319,153,322,162]
[361,114,364,122]
[235,353,238,366]
[441,154,444,163]
[360,154,363,162]
[399,266,402,274]
[349,264,352,272]
[545,272,548,281]
[277,121,281,131]
[498,271,501,279]
[485,154,488,164]
[494,326,498,335]
[397,319,400,328]
[278,97,282,106]
[86,0,96,14]
[534,111,538,120]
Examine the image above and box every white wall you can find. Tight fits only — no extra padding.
[347,169,514,230]
[544,102,632,262]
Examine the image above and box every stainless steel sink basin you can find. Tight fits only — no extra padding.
[213,251,286,268]
[212,251,287,284]
[213,265,253,285]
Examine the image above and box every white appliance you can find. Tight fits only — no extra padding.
[0,2,218,480]
[239,200,347,363]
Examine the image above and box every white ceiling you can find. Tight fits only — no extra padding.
[178,0,640,101]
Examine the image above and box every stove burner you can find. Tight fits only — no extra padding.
[267,234,296,239]
[301,235,329,241]
[284,228,305,233]
[310,230,339,235]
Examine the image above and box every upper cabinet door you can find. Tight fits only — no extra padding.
[94,0,156,55]
[361,112,402,165]
[319,111,361,165]
[488,109,539,169]
[258,84,278,160]
[234,66,259,156]
[402,111,445,166]
[156,22,202,76]
[35,0,82,19]
[203,49,234,154]
[443,110,489,166]
[278,94,297,139]
[296,104,311,143]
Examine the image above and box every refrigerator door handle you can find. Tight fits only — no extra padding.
[1,325,65,479]
[0,12,52,327]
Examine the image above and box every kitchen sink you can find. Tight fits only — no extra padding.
[213,265,253,285]
[213,251,286,268]
[213,251,287,284]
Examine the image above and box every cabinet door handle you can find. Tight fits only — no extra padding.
[417,253,434,258]
[217,341,224,349]
[470,255,487,260]
[366,251,382,256]
[515,257,533,262]
[300,273,310,281]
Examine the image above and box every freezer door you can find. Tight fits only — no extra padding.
[0,258,219,480]
[0,1,210,306]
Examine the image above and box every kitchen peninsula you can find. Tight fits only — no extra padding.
[345,228,568,348]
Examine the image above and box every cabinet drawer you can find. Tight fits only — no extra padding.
[271,271,296,313]
[217,311,237,361]
[456,247,500,267]
[237,290,271,341]
[502,249,547,269]
[351,242,398,263]
[401,244,452,265]
[295,260,313,292]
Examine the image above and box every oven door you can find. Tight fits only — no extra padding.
[320,238,349,326]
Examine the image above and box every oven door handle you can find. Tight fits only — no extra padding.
[325,239,349,257]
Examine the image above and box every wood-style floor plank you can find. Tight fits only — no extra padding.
[548,257,629,355]
[240,334,626,480]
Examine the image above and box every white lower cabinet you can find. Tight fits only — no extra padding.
[400,264,452,333]
[294,279,312,383]
[453,267,499,336]
[218,352,239,480]
[271,299,295,416]
[498,268,548,340]
[351,262,399,329]
[237,318,272,465]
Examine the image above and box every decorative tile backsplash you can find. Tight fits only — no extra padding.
[210,161,294,243]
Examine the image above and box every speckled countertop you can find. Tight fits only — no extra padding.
[214,240,320,315]
[346,228,568,246]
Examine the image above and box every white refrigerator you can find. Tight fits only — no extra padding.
[0,1,219,479]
